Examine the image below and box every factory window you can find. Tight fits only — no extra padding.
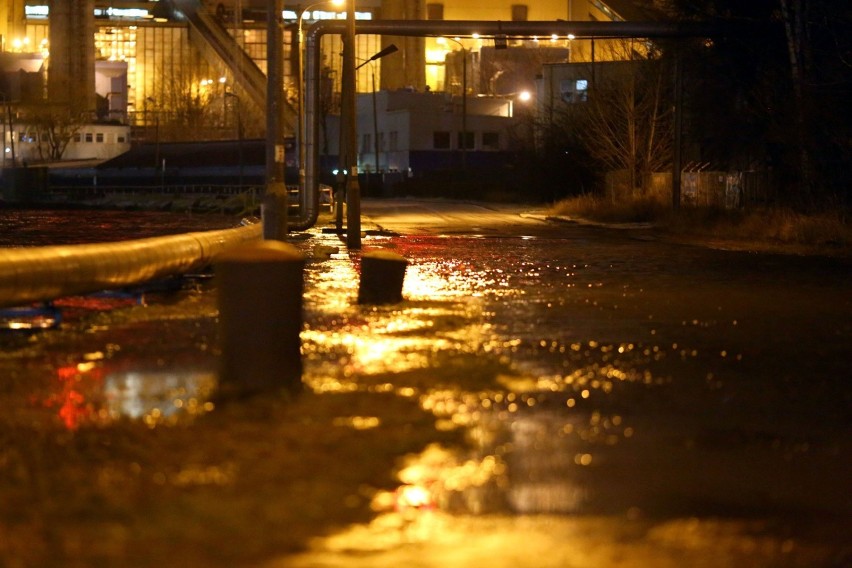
[457,131,474,150]
[511,5,528,21]
[482,131,499,150]
[117,135,126,143]
[85,133,93,143]
[96,133,104,143]
[426,3,443,20]
[560,79,589,103]
[433,131,450,149]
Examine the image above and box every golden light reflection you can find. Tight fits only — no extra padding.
[332,416,381,430]
[372,444,507,516]
[103,370,216,427]
[42,361,216,430]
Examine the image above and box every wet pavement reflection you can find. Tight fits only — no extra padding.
[1,205,849,566]
[282,219,850,566]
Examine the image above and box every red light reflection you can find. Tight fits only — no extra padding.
[42,364,105,430]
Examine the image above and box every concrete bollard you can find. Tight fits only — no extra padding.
[215,241,305,397]
[358,250,408,305]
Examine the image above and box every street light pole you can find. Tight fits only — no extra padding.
[265,0,288,240]
[355,44,398,180]
[444,37,467,169]
[341,0,360,248]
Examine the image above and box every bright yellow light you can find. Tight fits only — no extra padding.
[518,91,532,102]
[550,34,558,42]
[567,33,576,40]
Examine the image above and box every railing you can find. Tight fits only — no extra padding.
[47,183,334,213]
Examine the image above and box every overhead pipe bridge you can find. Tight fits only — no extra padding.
[296,18,755,230]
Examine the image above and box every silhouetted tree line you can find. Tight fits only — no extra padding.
[531,0,850,209]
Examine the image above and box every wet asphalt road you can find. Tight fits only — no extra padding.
[298,199,852,566]
[1,201,850,567]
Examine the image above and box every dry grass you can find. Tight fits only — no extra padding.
[549,194,851,252]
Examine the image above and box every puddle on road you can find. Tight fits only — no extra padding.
[280,233,839,567]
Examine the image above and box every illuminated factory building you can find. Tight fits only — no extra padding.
[0,0,634,169]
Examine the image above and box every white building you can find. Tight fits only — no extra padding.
[354,88,530,176]
[3,122,131,167]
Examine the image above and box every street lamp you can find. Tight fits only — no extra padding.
[297,0,344,193]
[441,37,468,169]
[355,44,398,181]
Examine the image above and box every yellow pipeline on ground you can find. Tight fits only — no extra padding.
[0,221,262,309]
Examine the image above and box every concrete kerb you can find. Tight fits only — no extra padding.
[520,212,654,230]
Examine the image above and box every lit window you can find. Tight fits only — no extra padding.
[560,78,589,103]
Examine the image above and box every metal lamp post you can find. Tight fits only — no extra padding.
[265,0,288,240]
[444,37,468,169]
[355,44,399,181]
[340,0,360,248]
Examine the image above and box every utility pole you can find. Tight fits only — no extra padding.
[341,0,361,248]
[264,0,288,240]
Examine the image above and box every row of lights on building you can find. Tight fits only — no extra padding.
[6,37,49,55]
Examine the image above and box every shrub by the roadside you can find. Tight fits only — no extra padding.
[549,194,850,249]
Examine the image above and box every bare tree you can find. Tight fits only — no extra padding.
[574,50,672,196]
[24,105,83,162]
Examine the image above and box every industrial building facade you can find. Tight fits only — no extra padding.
[0,0,637,169]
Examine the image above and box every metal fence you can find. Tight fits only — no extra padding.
[607,169,777,209]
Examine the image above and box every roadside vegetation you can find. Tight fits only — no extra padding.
[548,194,851,254]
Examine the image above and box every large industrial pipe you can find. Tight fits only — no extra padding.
[0,222,262,309]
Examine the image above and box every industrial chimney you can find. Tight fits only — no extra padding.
[47,0,95,115]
